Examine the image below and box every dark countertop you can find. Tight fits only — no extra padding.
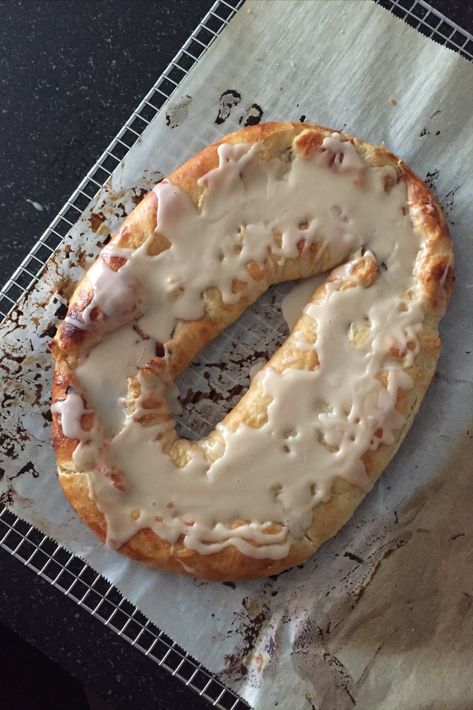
[0,0,215,287]
[0,1,472,709]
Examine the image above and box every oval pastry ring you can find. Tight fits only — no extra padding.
[52,123,453,580]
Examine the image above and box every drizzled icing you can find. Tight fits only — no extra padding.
[56,134,428,559]
[281,274,325,330]
[52,392,90,440]
[65,245,137,331]
[319,135,366,172]
[75,324,155,436]
[52,392,101,474]
[68,142,359,345]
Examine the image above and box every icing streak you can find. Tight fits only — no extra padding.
[52,392,89,440]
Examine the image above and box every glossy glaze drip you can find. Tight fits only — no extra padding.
[65,245,138,330]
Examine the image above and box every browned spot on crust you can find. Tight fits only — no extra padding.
[293,129,324,157]
[246,261,265,281]
[103,255,127,271]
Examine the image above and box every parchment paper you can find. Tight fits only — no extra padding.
[1,2,473,708]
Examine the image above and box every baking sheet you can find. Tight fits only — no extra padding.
[2,1,473,707]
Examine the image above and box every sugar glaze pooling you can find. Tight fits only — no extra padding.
[54,135,426,559]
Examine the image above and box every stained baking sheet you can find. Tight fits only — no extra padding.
[2,1,473,709]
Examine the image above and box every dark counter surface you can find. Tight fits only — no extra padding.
[0,0,214,287]
[0,1,472,709]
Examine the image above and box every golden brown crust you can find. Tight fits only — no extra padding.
[52,122,453,580]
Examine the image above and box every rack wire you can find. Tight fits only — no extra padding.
[0,1,471,708]
[0,511,245,709]
[378,0,473,58]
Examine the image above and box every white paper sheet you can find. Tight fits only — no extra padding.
[2,2,473,707]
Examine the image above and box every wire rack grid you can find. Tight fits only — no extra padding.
[378,0,473,57]
[0,515,245,710]
[0,0,472,708]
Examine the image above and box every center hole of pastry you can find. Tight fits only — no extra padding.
[173,283,294,439]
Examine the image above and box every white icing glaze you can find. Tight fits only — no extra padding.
[319,135,366,173]
[66,245,137,330]
[52,392,99,472]
[58,133,429,559]
[75,324,156,436]
[68,141,358,344]
[281,274,326,331]
[52,392,90,440]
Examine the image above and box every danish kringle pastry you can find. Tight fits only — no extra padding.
[51,122,454,581]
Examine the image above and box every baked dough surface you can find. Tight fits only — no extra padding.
[51,122,453,580]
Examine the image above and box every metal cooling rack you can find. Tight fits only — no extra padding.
[378,0,473,58]
[0,1,471,708]
[0,513,245,709]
